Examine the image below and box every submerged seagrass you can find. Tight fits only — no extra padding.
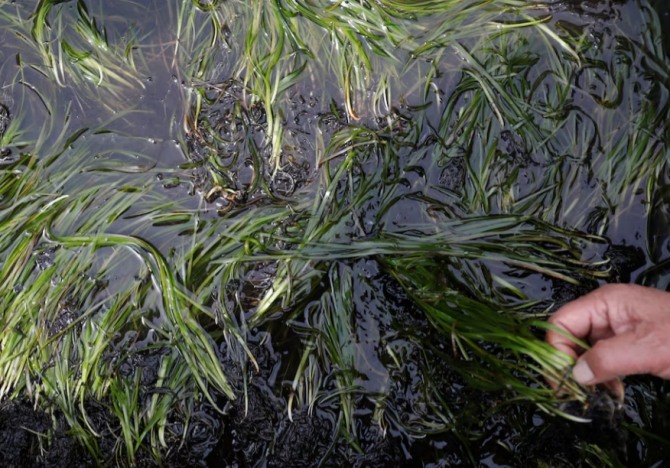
[0,0,668,464]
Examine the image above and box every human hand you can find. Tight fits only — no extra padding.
[546,284,670,387]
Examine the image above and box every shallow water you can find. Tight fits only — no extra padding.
[1,0,670,465]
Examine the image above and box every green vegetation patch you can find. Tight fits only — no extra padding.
[0,0,669,464]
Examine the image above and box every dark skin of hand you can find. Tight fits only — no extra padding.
[546,284,670,387]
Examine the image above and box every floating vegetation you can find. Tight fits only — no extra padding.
[0,0,669,465]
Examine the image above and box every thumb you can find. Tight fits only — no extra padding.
[572,329,660,385]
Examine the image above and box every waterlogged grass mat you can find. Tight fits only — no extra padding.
[0,0,669,465]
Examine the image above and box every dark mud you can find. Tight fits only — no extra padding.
[186,78,316,215]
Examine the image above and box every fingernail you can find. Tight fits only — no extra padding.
[573,360,594,384]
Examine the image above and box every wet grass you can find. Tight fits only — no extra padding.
[1,0,670,465]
